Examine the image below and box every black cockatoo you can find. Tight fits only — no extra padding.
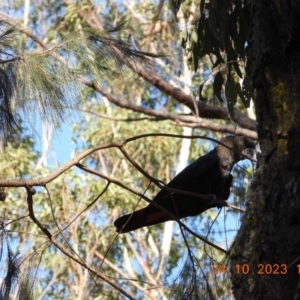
[114,136,255,233]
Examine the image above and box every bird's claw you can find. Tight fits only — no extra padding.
[207,194,228,209]
[217,200,229,209]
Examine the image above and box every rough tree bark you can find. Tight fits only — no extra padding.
[231,1,300,299]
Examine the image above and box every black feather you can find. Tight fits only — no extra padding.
[114,136,255,233]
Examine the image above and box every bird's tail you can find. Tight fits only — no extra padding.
[114,208,171,233]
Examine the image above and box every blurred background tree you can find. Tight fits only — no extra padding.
[0,0,256,299]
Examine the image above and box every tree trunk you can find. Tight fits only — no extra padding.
[231,1,300,299]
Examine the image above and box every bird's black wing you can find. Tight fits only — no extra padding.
[114,149,222,232]
[114,136,253,233]
[165,149,219,187]
[153,149,220,202]
[140,149,231,219]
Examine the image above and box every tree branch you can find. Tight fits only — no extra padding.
[82,80,258,139]
[95,250,158,300]
[25,186,136,300]
[75,163,228,255]
[68,3,257,132]
[0,11,257,135]
[0,133,255,187]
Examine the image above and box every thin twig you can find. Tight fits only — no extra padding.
[0,11,258,135]
[25,186,136,300]
[95,250,158,300]
[75,163,228,255]
[0,214,30,229]
[226,203,245,213]
[82,80,258,139]
[0,132,255,188]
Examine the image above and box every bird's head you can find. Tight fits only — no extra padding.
[219,136,256,162]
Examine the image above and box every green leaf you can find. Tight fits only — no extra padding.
[199,83,207,101]
[169,0,186,21]
[181,29,188,48]
[236,81,250,108]
[245,58,252,76]
[218,9,229,44]
[242,76,253,107]
[233,61,243,78]
[191,30,198,43]
[209,9,221,41]
[229,17,241,56]
[213,72,224,103]
[200,0,205,13]
[225,42,243,78]
[204,20,213,53]
[181,29,187,40]
[198,48,207,59]
[211,36,224,60]
[192,46,199,72]
[225,79,238,118]
[198,16,207,50]
[213,56,225,68]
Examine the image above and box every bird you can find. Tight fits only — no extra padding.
[114,136,255,233]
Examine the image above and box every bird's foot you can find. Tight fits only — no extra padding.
[207,194,229,209]
[216,200,229,209]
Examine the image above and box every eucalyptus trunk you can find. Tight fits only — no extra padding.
[231,1,300,299]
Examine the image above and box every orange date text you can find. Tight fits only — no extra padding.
[211,264,226,274]
[235,264,288,275]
